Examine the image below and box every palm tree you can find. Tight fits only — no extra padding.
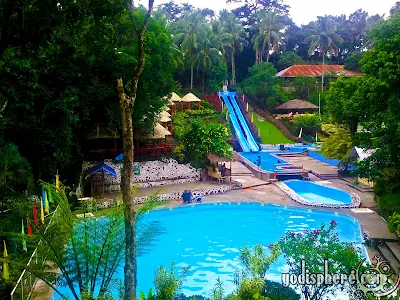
[188,29,222,92]
[210,19,232,64]
[252,9,284,64]
[220,12,247,85]
[305,15,344,90]
[0,144,32,208]
[173,13,207,90]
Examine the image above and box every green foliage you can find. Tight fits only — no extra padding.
[227,277,268,300]
[278,222,363,300]
[290,76,319,101]
[0,1,177,183]
[276,52,303,71]
[388,212,400,235]
[172,109,231,165]
[207,64,228,93]
[304,16,344,61]
[9,183,165,300]
[321,126,353,169]
[262,280,300,300]
[153,262,189,300]
[325,76,366,134]
[241,62,287,105]
[210,277,225,300]
[376,194,400,220]
[344,51,364,71]
[0,144,33,202]
[239,244,280,279]
[182,121,232,163]
[291,114,321,129]
[138,289,154,300]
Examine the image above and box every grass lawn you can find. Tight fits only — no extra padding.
[252,111,295,144]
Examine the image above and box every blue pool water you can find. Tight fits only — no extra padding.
[284,180,353,205]
[240,151,291,172]
[55,203,365,298]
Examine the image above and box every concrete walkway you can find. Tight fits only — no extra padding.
[281,155,339,175]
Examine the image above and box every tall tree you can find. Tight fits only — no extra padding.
[220,12,247,85]
[189,29,223,92]
[252,9,285,64]
[116,1,155,299]
[173,13,207,90]
[305,15,343,90]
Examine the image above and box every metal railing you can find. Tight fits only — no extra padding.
[10,208,58,300]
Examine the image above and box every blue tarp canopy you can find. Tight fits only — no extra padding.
[86,162,117,178]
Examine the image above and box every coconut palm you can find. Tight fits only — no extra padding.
[210,19,232,64]
[173,13,207,90]
[252,9,285,64]
[220,12,247,85]
[305,15,344,89]
[188,29,223,92]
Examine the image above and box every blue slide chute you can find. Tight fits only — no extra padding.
[219,92,259,152]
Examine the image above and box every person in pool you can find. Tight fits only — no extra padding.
[255,156,261,169]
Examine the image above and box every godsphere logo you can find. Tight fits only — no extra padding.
[350,254,400,299]
[281,255,400,299]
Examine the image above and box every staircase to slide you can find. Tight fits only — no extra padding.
[219,92,260,153]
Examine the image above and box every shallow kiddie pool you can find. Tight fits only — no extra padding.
[282,180,354,206]
[54,203,364,299]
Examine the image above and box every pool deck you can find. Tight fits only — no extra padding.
[29,157,396,300]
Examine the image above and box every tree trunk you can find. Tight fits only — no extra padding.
[117,79,137,299]
[266,34,271,62]
[190,65,194,90]
[120,2,154,299]
[321,50,325,92]
[231,51,236,86]
[202,71,205,93]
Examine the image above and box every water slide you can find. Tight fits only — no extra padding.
[219,92,259,152]
[220,93,251,152]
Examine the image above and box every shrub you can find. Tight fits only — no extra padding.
[263,280,299,300]
[388,212,400,235]
[376,194,400,219]
[153,263,189,300]
[291,113,321,129]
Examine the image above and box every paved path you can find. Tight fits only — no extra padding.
[281,155,339,175]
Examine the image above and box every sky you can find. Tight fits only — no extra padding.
[144,0,395,25]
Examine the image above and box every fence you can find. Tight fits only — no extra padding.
[10,208,58,300]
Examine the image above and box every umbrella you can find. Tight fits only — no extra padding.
[115,153,124,161]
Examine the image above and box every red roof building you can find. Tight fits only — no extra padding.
[276,65,362,78]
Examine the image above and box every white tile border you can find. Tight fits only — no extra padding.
[275,180,361,209]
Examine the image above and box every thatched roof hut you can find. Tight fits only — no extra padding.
[169,92,182,103]
[275,99,319,113]
[181,92,201,102]
[158,111,172,123]
[135,123,171,140]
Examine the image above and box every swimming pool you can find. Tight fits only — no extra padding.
[55,203,365,298]
[280,180,360,208]
[240,151,291,172]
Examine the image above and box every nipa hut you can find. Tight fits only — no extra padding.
[168,92,182,115]
[275,99,319,114]
[181,93,201,110]
[135,123,172,147]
